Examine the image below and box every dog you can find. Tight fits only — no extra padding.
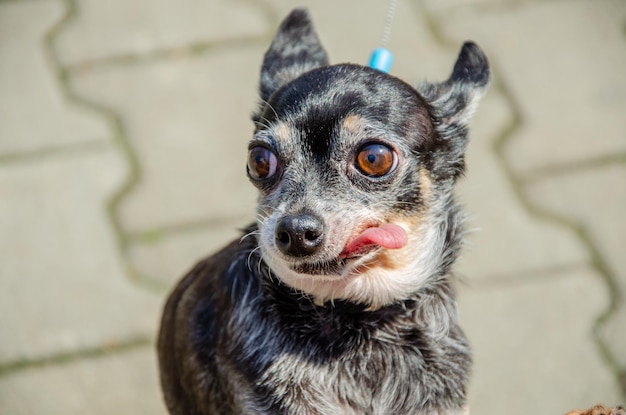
[158,8,490,415]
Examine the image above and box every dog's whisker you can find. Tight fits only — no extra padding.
[240,230,262,243]
[255,215,268,226]
[254,119,272,130]
[257,251,272,282]
[246,245,263,272]
[258,98,280,121]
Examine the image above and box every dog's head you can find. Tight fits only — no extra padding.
[247,9,489,308]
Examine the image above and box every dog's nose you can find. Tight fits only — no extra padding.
[275,213,324,257]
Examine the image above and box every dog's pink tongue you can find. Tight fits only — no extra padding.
[342,223,408,257]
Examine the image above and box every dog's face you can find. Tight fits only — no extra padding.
[247,9,488,308]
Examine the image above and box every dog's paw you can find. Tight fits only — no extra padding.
[565,405,625,415]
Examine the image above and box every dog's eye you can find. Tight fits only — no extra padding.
[247,146,278,180]
[355,143,397,177]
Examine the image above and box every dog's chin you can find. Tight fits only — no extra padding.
[288,246,380,277]
[263,248,411,308]
[290,259,346,276]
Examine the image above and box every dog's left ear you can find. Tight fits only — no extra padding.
[419,42,489,128]
[259,8,329,103]
[418,42,490,178]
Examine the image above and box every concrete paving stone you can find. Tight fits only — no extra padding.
[55,0,270,66]
[458,267,623,415]
[128,216,253,287]
[432,0,626,176]
[455,89,589,282]
[0,0,108,156]
[0,347,167,415]
[526,164,626,369]
[0,147,161,364]
[70,46,263,233]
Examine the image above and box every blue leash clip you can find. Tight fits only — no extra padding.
[369,47,394,73]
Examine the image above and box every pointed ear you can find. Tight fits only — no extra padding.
[418,42,489,131]
[259,8,329,103]
[417,42,489,179]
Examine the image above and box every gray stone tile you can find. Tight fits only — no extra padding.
[526,164,626,372]
[435,0,626,176]
[458,267,623,414]
[71,46,262,233]
[456,90,589,281]
[0,348,166,415]
[0,147,162,363]
[0,1,108,155]
[128,217,251,287]
[55,0,270,65]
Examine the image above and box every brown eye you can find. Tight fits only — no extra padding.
[247,146,278,180]
[355,143,397,177]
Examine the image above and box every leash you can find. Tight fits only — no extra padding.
[368,0,397,73]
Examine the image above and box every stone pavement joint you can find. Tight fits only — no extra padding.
[127,213,251,242]
[419,0,626,399]
[0,140,110,165]
[64,35,274,77]
[0,336,152,378]
[523,152,626,184]
[466,262,589,289]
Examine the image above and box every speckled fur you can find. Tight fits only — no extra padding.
[158,8,489,415]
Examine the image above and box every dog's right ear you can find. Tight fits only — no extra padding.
[259,8,329,103]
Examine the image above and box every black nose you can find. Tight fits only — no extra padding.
[275,213,324,257]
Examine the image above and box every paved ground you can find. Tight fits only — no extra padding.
[1,0,625,413]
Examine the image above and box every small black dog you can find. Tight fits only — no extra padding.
[158,8,489,415]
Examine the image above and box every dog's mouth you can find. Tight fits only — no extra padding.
[339,223,407,258]
[288,223,408,276]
